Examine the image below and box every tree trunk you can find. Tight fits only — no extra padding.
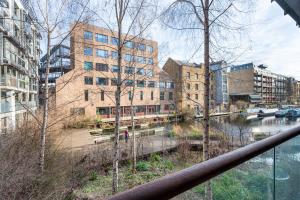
[112,23,122,194]
[39,31,51,174]
[130,73,137,173]
[203,0,212,199]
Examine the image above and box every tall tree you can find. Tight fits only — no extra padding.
[162,0,253,199]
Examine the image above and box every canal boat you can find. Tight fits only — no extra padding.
[275,109,290,118]
[257,108,278,118]
[286,109,300,119]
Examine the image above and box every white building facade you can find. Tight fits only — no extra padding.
[0,0,41,133]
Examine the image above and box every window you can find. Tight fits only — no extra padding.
[169,92,173,100]
[160,92,164,100]
[96,33,108,43]
[187,83,190,90]
[146,45,153,53]
[196,73,199,79]
[137,43,146,51]
[166,82,174,89]
[96,77,108,85]
[195,84,199,90]
[148,81,156,88]
[96,49,108,58]
[124,54,133,62]
[111,51,118,59]
[159,82,165,88]
[128,91,132,100]
[125,40,134,48]
[125,80,134,86]
[151,91,154,100]
[84,76,93,85]
[137,68,145,75]
[136,56,146,64]
[187,72,190,79]
[96,63,109,72]
[146,69,153,77]
[96,107,109,115]
[84,31,93,40]
[112,65,121,73]
[195,93,198,100]
[84,61,93,71]
[148,58,153,65]
[100,90,105,101]
[140,91,144,100]
[84,47,93,56]
[187,93,190,99]
[84,90,89,101]
[111,78,118,86]
[111,37,119,45]
[125,67,135,74]
[137,80,145,87]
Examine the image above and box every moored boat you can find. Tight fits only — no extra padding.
[275,109,289,118]
[286,109,300,119]
[257,108,278,118]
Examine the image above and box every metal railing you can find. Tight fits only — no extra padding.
[109,125,300,200]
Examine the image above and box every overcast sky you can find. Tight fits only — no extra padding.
[151,1,300,79]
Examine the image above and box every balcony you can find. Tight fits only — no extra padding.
[0,101,13,113]
[0,75,28,90]
[109,126,300,200]
[3,51,26,72]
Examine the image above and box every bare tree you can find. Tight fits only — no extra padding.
[28,0,90,173]
[162,0,253,199]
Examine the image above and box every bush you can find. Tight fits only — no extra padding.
[167,131,175,138]
[136,161,150,171]
[163,160,174,170]
[89,171,98,181]
[150,153,161,163]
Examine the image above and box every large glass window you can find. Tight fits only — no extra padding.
[84,61,93,71]
[148,81,156,88]
[111,51,118,60]
[146,45,153,53]
[137,43,146,51]
[125,67,135,74]
[84,76,93,85]
[159,82,165,88]
[111,37,119,45]
[84,31,93,40]
[136,56,146,64]
[146,69,153,77]
[112,65,121,73]
[137,68,145,75]
[148,58,154,65]
[125,80,134,86]
[96,77,108,85]
[96,63,109,72]
[84,47,93,56]
[137,80,145,87]
[160,92,164,100]
[96,33,108,43]
[125,40,134,48]
[166,82,174,89]
[96,107,109,115]
[124,54,133,62]
[96,49,108,58]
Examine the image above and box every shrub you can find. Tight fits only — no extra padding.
[167,131,175,138]
[136,161,150,171]
[150,153,161,163]
[163,160,174,170]
[89,171,98,181]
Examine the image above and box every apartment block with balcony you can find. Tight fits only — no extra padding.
[163,58,205,115]
[56,23,167,121]
[228,63,288,105]
[0,0,41,133]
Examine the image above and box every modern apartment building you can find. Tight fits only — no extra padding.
[228,63,287,105]
[56,24,172,120]
[0,0,41,133]
[210,61,229,110]
[163,58,205,114]
[39,44,71,86]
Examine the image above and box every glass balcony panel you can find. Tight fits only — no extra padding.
[173,149,274,200]
[275,135,300,200]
